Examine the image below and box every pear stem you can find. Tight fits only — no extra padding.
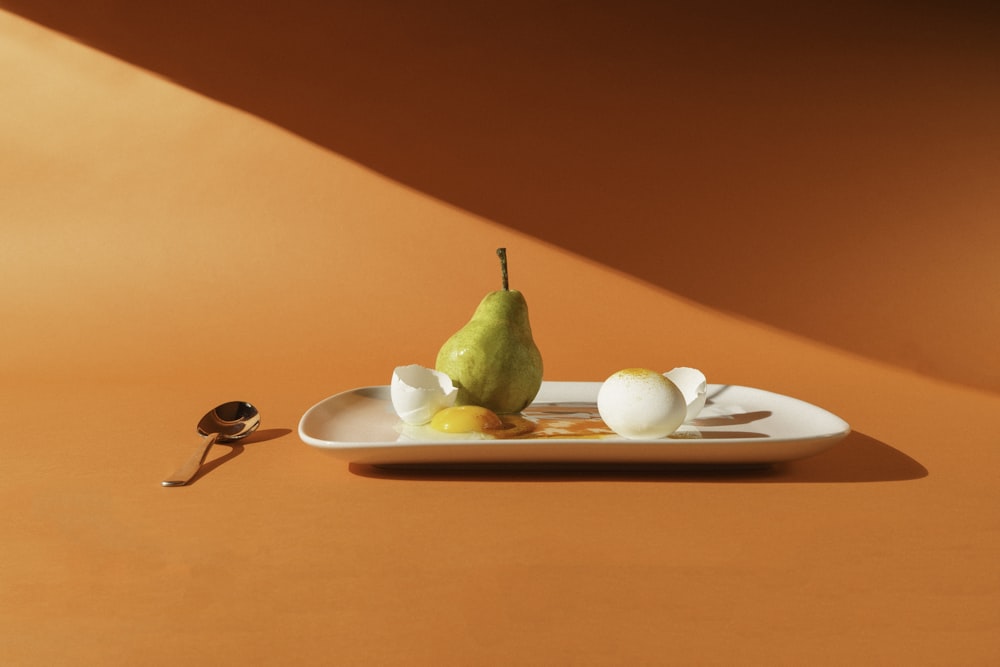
[497,247,509,291]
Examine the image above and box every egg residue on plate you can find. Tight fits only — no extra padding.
[431,405,503,432]
[398,405,536,441]
[390,365,535,440]
[390,363,708,441]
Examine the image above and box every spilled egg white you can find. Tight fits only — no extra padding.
[397,423,497,441]
[664,367,708,421]
[597,368,687,439]
[390,364,458,425]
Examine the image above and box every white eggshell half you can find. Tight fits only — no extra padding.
[597,368,687,439]
[390,365,458,425]
[664,367,708,421]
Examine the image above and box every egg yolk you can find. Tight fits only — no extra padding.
[430,405,504,433]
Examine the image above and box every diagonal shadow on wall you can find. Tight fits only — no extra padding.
[4,0,999,392]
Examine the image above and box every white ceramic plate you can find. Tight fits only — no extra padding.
[298,382,850,468]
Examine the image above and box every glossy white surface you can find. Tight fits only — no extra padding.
[299,382,850,468]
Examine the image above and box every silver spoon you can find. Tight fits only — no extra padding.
[161,401,261,487]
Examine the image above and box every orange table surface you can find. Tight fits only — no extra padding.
[2,6,999,665]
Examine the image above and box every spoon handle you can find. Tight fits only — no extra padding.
[161,433,220,487]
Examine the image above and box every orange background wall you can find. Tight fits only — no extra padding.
[3,5,1000,665]
[2,1,998,395]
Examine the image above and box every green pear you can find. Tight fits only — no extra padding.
[435,248,543,414]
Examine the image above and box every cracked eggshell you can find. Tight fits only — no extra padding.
[664,367,708,421]
[390,364,458,425]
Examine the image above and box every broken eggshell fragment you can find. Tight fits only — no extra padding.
[664,367,708,421]
[390,364,458,425]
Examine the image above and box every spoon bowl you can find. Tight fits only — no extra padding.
[162,401,260,486]
[197,401,261,442]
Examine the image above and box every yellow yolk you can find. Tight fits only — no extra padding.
[430,405,504,433]
[397,406,536,441]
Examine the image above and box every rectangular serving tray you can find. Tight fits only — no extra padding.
[298,382,850,468]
